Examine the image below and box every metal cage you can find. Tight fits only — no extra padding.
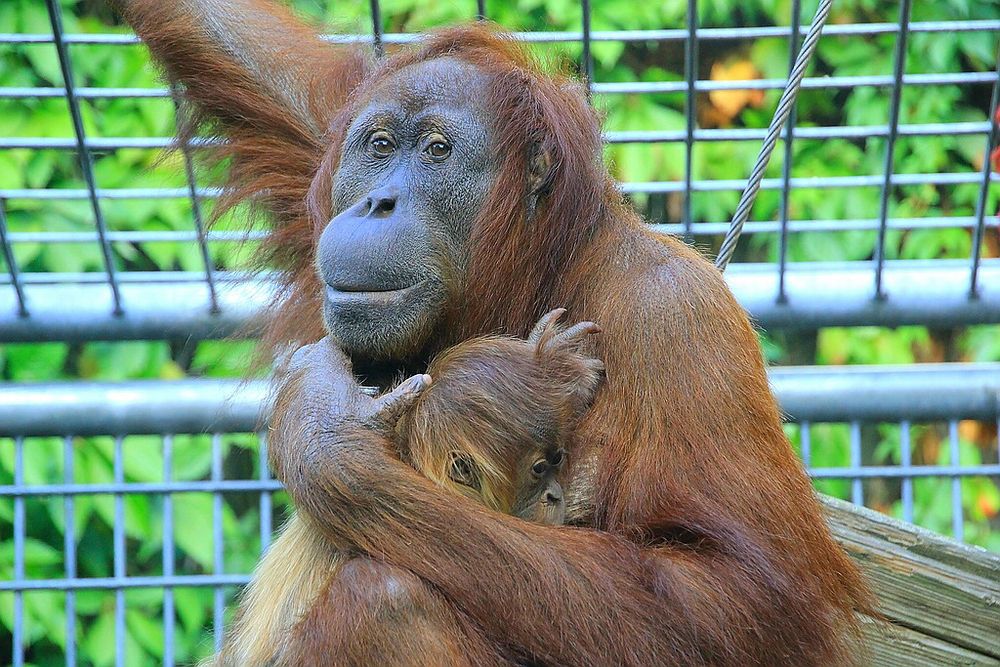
[1,0,998,665]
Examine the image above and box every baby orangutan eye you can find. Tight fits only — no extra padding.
[531,459,549,477]
[448,452,480,489]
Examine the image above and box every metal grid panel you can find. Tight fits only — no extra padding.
[1,367,998,665]
[0,2,997,338]
[1,2,999,664]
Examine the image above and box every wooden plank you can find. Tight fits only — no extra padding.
[822,495,1000,660]
[860,617,1000,666]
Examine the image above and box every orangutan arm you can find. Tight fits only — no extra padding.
[269,337,803,667]
[115,0,367,139]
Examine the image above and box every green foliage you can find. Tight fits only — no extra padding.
[1,0,998,663]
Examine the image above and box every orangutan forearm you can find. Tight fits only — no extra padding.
[272,415,797,667]
[115,0,357,137]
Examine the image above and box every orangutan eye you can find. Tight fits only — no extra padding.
[531,459,549,477]
[369,132,395,158]
[449,452,480,489]
[424,132,451,161]
[548,448,565,468]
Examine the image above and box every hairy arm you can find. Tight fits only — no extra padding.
[271,338,804,667]
[116,0,368,141]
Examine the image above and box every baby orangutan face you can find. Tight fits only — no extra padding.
[449,446,567,526]
[394,309,604,527]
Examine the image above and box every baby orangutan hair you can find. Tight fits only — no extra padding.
[395,309,603,525]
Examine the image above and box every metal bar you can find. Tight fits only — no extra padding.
[44,0,123,315]
[113,435,126,667]
[13,436,25,667]
[970,55,1000,297]
[212,434,225,653]
[259,432,273,552]
[5,70,993,102]
[873,0,912,299]
[800,422,811,467]
[3,121,993,149]
[618,171,999,194]
[850,421,863,505]
[0,378,269,436]
[726,260,1000,329]
[0,199,28,317]
[592,71,999,94]
[4,462,996,500]
[4,169,995,202]
[1,261,999,342]
[476,0,486,21]
[0,363,996,439]
[0,479,284,497]
[63,435,77,667]
[162,435,175,667]
[4,19,998,45]
[776,0,802,302]
[716,0,833,271]
[0,280,262,342]
[900,421,913,523]
[949,421,964,541]
[2,214,995,245]
[771,363,1000,423]
[0,574,253,593]
[0,136,219,148]
[370,0,383,56]
[1,214,996,248]
[581,0,593,96]
[605,121,994,143]
[171,86,220,314]
[808,464,1000,480]
[4,230,264,243]
[682,0,697,240]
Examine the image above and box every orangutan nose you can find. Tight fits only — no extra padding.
[361,187,398,218]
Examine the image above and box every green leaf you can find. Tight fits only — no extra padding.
[127,608,166,658]
[83,610,116,667]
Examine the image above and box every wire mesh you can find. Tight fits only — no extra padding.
[0,1,999,664]
[1,398,997,664]
[0,2,996,338]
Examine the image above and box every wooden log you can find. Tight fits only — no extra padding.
[822,495,1000,664]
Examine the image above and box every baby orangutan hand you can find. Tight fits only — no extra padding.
[528,308,605,420]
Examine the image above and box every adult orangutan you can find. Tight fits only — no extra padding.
[117,1,872,665]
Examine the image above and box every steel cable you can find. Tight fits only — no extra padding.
[715,0,833,271]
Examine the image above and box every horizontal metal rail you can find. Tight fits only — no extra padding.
[3,171,995,202]
[1,19,997,45]
[4,71,995,101]
[1,261,996,341]
[0,363,996,437]
[1,215,992,246]
[1,121,991,150]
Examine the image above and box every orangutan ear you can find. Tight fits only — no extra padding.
[526,142,553,220]
[528,142,553,195]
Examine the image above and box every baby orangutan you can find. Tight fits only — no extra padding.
[395,309,604,526]
[216,310,602,666]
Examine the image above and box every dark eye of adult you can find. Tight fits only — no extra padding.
[425,133,451,161]
[370,132,395,158]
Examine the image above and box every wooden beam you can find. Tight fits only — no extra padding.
[823,495,1000,663]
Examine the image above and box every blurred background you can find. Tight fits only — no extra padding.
[0,0,998,664]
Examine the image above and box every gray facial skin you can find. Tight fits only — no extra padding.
[511,448,568,526]
[315,58,496,361]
